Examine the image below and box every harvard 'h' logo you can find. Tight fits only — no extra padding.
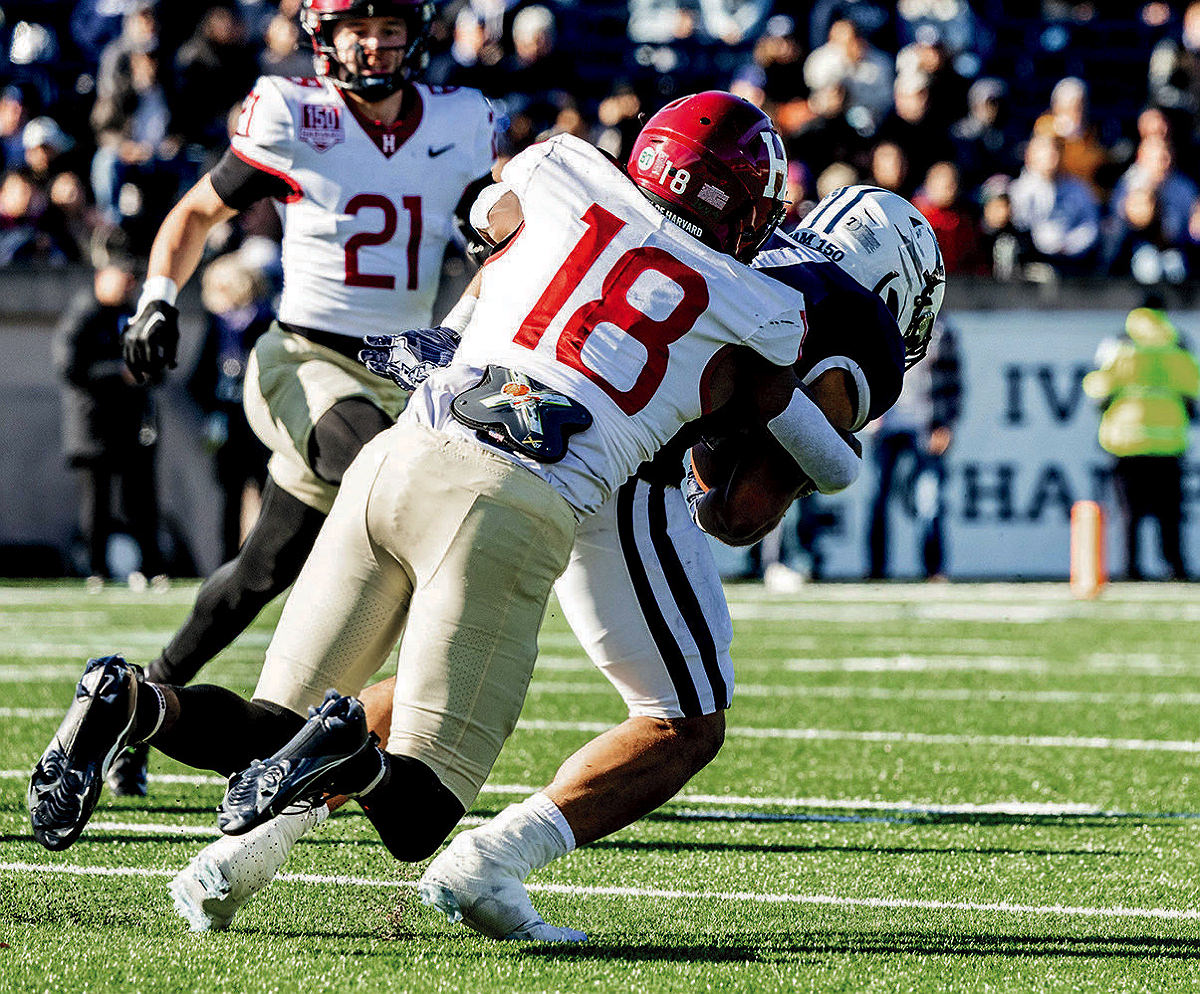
[382,133,396,155]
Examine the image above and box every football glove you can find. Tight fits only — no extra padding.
[123,300,180,383]
[358,326,461,391]
[683,458,709,532]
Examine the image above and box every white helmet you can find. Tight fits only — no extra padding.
[795,185,945,369]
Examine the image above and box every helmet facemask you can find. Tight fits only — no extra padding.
[302,1,434,100]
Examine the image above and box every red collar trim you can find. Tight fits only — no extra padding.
[337,85,423,158]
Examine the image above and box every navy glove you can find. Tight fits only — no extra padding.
[358,326,461,390]
[123,300,180,383]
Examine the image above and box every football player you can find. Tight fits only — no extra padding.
[107,0,496,795]
[30,91,858,870]
[160,184,943,940]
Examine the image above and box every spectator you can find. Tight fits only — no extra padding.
[1083,306,1200,580]
[173,6,259,150]
[628,0,697,45]
[22,116,80,193]
[868,140,910,195]
[90,41,183,250]
[804,18,895,134]
[0,86,30,173]
[808,0,893,51]
[895,28,968,131]
[0,169,73,265]
[896,0,983,72]
[1032,77,1110,195]
[913,161,985,274]
[426,8,504,90]
[977,174,1025,279]
[191,254,272,561]
[498,6,577,102]
[53,251,166,587]
[786,83,864,179]
[815,160,858,199]
[96,1,159,102]
[697,0,773,47]
[593,83,644,163]
[1008,132,1101,275]
[951,77,1017,190]
[1103,183,1188,284]
[867,317,962,580]
[783,160,815,227]
[1112,136,1199,247]
[745,14,807,110]
[1148,0,1200,156]
[258,13,314,79]
[874,72,956,187]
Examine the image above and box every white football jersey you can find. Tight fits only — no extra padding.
[407,134,807,514]
[231,75,494,338]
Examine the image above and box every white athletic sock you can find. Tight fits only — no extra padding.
[477,791,575,879]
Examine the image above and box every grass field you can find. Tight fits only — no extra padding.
[4,580,1200,992]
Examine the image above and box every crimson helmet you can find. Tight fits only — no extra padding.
[301,0,434,99]
[627,91,789,262]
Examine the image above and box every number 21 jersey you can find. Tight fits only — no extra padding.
[230,75,494,338]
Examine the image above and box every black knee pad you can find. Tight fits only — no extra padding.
[308,398,393,485]
[359,754,465,862]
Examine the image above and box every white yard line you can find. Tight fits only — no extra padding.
[516,719,1200,753]
[0,769,1185,817]
[1,859,1198,922]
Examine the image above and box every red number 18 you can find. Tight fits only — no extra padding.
[514,204,709,415]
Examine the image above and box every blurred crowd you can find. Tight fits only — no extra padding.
[7,1,1200,284]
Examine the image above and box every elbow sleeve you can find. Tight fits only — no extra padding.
[765,388,862,494]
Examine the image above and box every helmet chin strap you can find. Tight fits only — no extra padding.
[333,40,407,98]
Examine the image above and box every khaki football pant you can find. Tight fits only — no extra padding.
[253,419,577,809]
[243,323,409,514]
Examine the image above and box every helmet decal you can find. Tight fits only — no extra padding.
[796,185,945,369]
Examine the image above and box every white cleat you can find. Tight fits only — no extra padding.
[417,829,587,943]
[169,803,328,931]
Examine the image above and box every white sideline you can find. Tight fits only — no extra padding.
[2,859,1198,922]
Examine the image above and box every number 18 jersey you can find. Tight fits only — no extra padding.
[230,75,494,338]
[408,134,808,515]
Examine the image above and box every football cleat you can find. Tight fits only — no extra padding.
[170,804,329,931]
[218,690,378,836]
[418,828,587,943]
[105,741,150,797]
[28,655,142,851]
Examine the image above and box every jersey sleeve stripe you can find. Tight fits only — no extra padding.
[230,146,303,203]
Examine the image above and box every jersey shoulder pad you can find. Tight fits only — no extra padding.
[419,84,495,173]
[231,75,304,175]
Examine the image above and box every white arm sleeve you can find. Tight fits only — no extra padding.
[766,388,861,494]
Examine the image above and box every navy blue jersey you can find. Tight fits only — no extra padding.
[754,232,905,430]
[635,234,905,485]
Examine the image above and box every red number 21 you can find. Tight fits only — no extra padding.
[344,193,421,291]
[514,204,709,415]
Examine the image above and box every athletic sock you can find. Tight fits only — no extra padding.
[132,682,168,742]
[471,792,575,879]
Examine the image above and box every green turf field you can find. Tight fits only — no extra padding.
[3,580,1200,992]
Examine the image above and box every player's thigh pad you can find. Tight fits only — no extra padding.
[253,431,412,712]
[367,421,578,810]
[555,478,734,719]
[243,323,408,513]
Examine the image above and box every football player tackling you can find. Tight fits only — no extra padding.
[30,92,942,944]
[108,0,495,795]
[169,180,942,941]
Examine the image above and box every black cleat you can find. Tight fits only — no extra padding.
[105,741,150,797]
[29,655,142,851]
[218,690,379,836]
